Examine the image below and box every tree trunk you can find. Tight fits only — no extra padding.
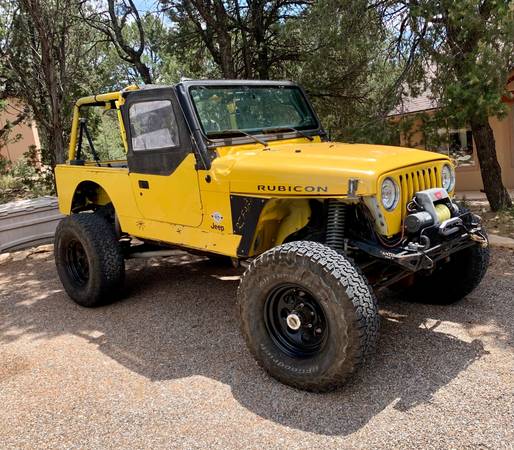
[470,117,512,211]
[135,61,153,84]
[218,39,236,78]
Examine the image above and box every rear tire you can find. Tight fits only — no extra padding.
[54,213,125,307]
[237,241,379,392]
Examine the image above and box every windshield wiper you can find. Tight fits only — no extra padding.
[262,126,314,141]
[207,129,268,147]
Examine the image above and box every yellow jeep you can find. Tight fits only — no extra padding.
[54,80,489,391]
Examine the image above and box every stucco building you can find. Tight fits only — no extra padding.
[0,99,41,163]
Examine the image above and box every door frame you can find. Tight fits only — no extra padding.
[121,86,195,176]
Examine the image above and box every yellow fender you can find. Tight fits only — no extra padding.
[251,199,311,255]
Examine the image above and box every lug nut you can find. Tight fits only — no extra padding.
[315,328,322,334]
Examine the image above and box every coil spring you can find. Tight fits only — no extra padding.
[326,200,346,253]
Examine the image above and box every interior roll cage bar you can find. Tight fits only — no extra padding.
[75,118,100,166]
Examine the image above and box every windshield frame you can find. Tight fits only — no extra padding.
[181,80,324,146]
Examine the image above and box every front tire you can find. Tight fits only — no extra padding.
[407,237,490,304]
[237,241,379,392]
[54,213,125,307]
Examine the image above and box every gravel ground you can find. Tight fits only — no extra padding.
[0,247,513,449]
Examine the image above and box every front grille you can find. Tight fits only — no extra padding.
[398,166,441,217]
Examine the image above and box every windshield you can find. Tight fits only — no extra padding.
[189,85,319,137]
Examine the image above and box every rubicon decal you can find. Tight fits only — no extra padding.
[257,185,328,193]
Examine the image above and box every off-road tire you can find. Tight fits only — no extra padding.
[237,241,379,392]
[54,213,125,307]
[407,232,490,305]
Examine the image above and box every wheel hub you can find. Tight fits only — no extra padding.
[286,313,301,330]
[264,284,328,358]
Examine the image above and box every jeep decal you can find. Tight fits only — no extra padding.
[257,184,328,193]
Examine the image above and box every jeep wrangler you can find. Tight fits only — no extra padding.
[54,80,489,391]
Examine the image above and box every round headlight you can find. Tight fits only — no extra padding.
[441,164,455,192]
[381,177,399,211]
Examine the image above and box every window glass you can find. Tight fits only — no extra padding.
[434,127,475,167]
[129,100,179,151]
[189,85,318,136]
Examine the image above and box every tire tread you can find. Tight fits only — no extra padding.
[238,241,379,392]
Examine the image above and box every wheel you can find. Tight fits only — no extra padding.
[237,241,379,392]
[406,236,490,304]
[54,213,125,307]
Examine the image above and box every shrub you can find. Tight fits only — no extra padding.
[0,154,10,175]
[0,147,54,204]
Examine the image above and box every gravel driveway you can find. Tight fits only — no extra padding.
[0,247,513,449]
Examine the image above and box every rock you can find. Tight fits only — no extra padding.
[488,234,514,249]
[33,244,54,253]
[11,250,32,261]
[0,253,11,265]
[29,251,51,260]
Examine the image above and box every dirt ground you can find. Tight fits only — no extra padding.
[0,247,513,449]
[468,202,514,240]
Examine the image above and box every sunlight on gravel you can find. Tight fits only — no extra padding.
[0,247,512,448]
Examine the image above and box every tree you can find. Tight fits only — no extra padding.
[80,0,154,84]
[382,0,514,210]
[161,0,311,79]
[86,12,176,88]
[288,0,401,144]
[1,0,112,166]
[0,2,29,149]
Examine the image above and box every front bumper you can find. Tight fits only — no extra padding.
[353,211,487,272]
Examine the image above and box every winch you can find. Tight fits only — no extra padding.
[404,188,459,234]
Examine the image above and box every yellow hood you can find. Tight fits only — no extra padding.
[212,140,449,196]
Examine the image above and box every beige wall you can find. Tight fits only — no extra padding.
[0,99,41,163]
[395,102,514,191]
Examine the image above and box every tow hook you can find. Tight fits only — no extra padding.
[470,231,488,248]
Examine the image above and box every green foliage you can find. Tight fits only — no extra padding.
[1,0,511,206]
[81,109,126,161]
[0,147,54,204]
[0,154,10,175]
[1,0,405,163]
[390,0,514,125]
[287,0,402,144]
[384,0,514,209]
[431,1,513,124]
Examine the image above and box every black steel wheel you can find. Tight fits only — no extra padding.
[64,239,90,286]
[238,241,379,392]
[264,284,327,358]
[55,213,125,307]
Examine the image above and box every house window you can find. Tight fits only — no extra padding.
[435,127,475,167]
